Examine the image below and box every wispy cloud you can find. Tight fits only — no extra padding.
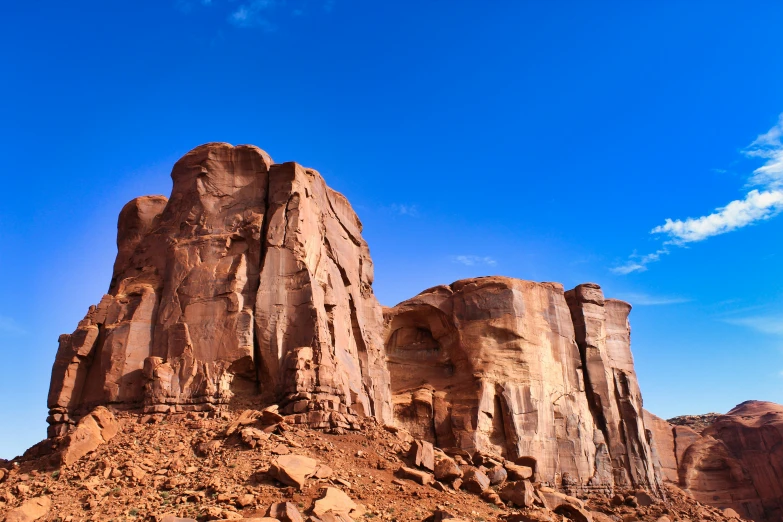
[611,248,669,274]
[725,315,783,336]
[451,255,497,267]
[613,113,783,274]
[229,0,276,29]
[389,204,419,217]
[175,0,335,29]
[615,292,690,306]
[0,316,25,337]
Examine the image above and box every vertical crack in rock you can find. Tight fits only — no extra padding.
[564,285,662,493]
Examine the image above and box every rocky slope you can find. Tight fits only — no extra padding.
[0,408,746,522]
[666,414,721,435]
[0,142,778,521]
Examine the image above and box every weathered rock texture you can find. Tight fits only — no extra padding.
[48,143,391,437]
[644,401,783,522]
[383,277,661,493]
[47,143,665,496]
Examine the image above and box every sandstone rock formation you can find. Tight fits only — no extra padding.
[46,142,665,498]
[644,401,783,521]
[383,277,660,493]
[48,143,391,437]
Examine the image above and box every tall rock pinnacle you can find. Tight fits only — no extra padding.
[48,143,392,437]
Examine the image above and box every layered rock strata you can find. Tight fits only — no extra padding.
[48,143,391,437]
[645,401,783,522]
[383,277,661,493]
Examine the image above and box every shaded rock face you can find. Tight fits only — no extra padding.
[383,277,660,492]
[645,401,783,522]
[48,143,391,437]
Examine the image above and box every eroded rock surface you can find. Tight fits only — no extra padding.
[48,143,391,437]
[383,277,661,493]
[46,143,672,502]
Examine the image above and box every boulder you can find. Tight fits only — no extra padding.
[486,464,507,485]
[240,427,270,448]
[236,494,256,508]
[634,491,654,507]
[505,463,533,481]
[498,480,535,507]
[480,488,504,506]
[269,455,319,489]
[4,495,51,522]
[461,468,490,494]
[410,439,435,471]
[57,406,118,466]
[312,487,357,517]
[267,502,305,522]
[396,465,434,485]
[226,410,263,436]
[537,487,591,522]
[434,457,463,482]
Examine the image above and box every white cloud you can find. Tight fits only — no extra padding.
[451,255,497,266]
[651,189,783,244]
[725,315,783,336]
[615,292,690,306]
[613,112,783,273]
[0,316,25,337]
[746,113,783,189]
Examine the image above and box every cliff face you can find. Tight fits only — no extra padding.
[48,143,391,437]
[383,278,660,493]
[48,142,662,495]
[644,401,783,522]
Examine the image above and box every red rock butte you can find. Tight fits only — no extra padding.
[44,143,783,519]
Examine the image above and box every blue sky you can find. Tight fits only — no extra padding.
[1,1,783,459]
